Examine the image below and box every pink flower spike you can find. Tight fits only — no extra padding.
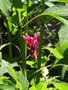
[23,34,33,47]
[33,33,39,41]
[23,33,39,59]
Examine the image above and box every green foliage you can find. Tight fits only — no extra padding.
[8,67,18,80]
[0,0,12,16]
[58,25,68,44]
[43,47,63,60]
[29,81,47,90]
[0,0,68,90]
[49,0,68,2]
[52,81,68,90]
[46,4,68,17]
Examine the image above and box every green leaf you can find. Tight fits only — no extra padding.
[52,81,68,90]
[4,19,18,35]
[29,86,36,90]
[44,12,68,25]
[17,71,29,90]
[49,0,68,2]
[61,66,68,79]
[12,0,23,10]
[16,81,23,90]
[0,76,9,81]
[0,60,9,76]
[59,25,68,44]
[0,52,2,62]
[26,61,36,67]
[56,42,68,55]
[0,56,19,76]
[8,20,18,35]
[22,12,68,29]
[45,1,55,7]
[0,84,15,90]
[48,87,56,90]
[0,0,12,16]
[57,48,68,65]
[8,66,18,81]
[37,82,47,90]
[0,80,15,90]
[46,5,68,16]
[43,47,63,59]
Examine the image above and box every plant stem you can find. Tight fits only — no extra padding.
[18,12,27,77]
[36,0,45,84]
[24,0,29,57]
[7,22,12,57]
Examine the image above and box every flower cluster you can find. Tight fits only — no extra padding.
[23,33,39,59]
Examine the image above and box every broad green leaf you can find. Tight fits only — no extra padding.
[12,0,23,9]
[56,42,68,55]
[29,81,47,90]
[46,5,68,16]
[8,66,18,81]
[52,81,68,90]
[0,76,8,81]
[59,25,68,44]
[26,61,36,67]
[45,1,55,7]
[16,81,23,90]
[30,78,36,86]
[0,84,15,90]
[44,12,68,25]
[37,82,47,90]
[49,0,68,2]
[4,19,18,35]
[43,47,63,59]
[17,71,29,90]
[0,0,12,16]
[48,87,56,90]
[57,48,68,65]
[29,86,36,90]
[0,60,9,76]
[0,80,15,90]
[0,56,19,76]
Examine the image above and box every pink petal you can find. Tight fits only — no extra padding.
[33,33,39,41]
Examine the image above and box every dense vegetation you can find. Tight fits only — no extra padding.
[0,0,68,90]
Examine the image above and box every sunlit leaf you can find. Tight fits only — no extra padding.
[37,81,47,90]
[44,12,68,25]
[49,0,68,2]
[0,0,12,16]
[0,60,9,76]
[46,5,68,16]
[8,66,18,81]
[16,81,23,90]
[43,47,63,59]
[17,71,29,90]
[29,86,36,90]
[59,25,68,44]
[0,83,15,90]
[52,81,68,90]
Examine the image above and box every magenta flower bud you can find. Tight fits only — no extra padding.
[23,33,39,59]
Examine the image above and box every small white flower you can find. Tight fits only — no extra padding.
[21,0,25,2]
[41,67,49,77]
